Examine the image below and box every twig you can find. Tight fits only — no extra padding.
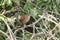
[3,7,21,15]
[0,17,17,40]
[30,32,45,40]
[0,30,10,39]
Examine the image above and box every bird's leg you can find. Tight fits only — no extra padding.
[23,24,26,28]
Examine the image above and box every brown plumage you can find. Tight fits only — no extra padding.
[18,13,30,25]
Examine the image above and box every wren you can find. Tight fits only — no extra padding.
[18,13,30,26]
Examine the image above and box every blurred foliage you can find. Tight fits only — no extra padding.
[0,33,6,40]
[0,0,60,40]
[0,19,6,31]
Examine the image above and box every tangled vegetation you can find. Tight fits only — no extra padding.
[0,0,60,40]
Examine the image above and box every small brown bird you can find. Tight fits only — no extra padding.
[18,13,30,25]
